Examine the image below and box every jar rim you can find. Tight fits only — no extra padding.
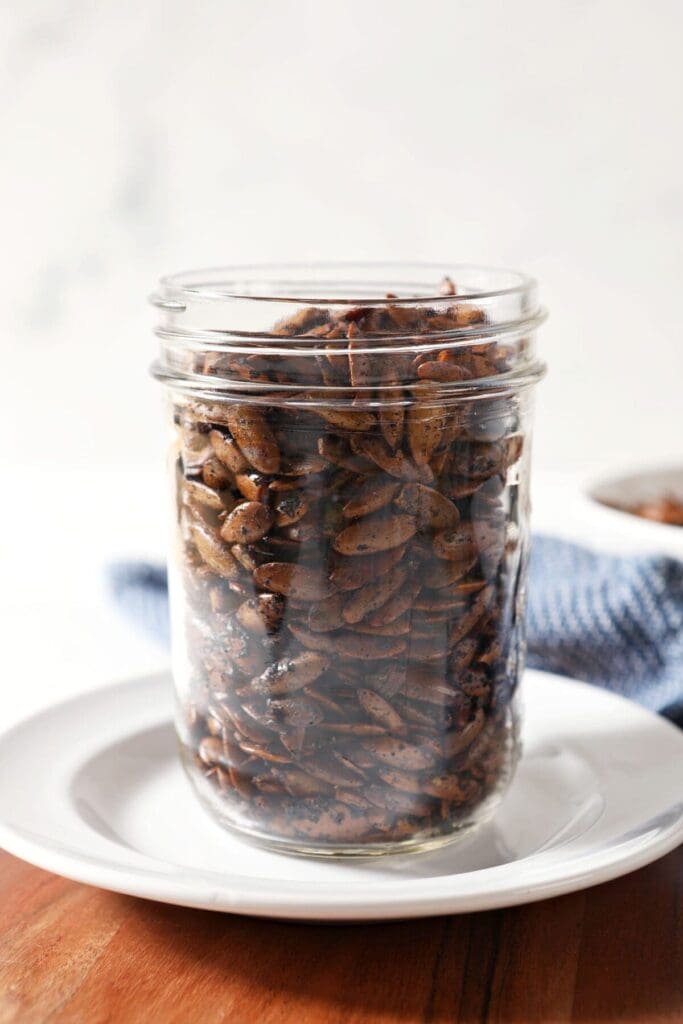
[152,261,537,309]
[151,262,546,402]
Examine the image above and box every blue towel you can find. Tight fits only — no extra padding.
[109,536,683,726]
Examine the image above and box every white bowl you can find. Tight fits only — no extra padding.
[580,463,683,560]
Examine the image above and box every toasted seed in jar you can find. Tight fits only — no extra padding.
[292,803,382,843]
[432,524,477,561]
[422,555,478,588]
[260,697,324,730]
[235,472,270,503]
[279,767,332,798]
[407,393,444,467]
[449,635,480,674]
[303,687,345,716]
[378,369,405,450]
[357,688,405,732]
[307,403,376,432]
[413,590,466,612]
[226,405,280,474]
[191,520,241,578]
[365,786,434,817]
[458,667,491,698]
[238,740,292,764]
[347,325,378,387]
[367,577,420,625]
[333,513,416,555]
[504,434,524,468]
[301,758,364,789]
[220,501,274,544]
[448,590,494,647]
[394,483,460,531]
[317,722,387,736]
[449,477,486,499]
[351,436,423,482]
[452,441,505,480]
[280,517,321,543]
[198,736,224,766]
[329,544,406,591]
[331,632,407,660]
[376,767,423,793]
[201,455,232,491]
[209,429,250,474]
[268,476,309,495]
[223,627,270,675]
[443,708,485,756]
[286,623,337,652]
[342,477,401,519]
[453,304,485,326]
[307,592,347,632]
[407,638,449,662]
[317,435,376,474]
[183,479,226,510]
[249,534,309,564]
[363,736,436,771]
[273,305,330,335]
[179,422,211,468]
[279,453,328,476]
[422,774,467,800]
[254,562,336,601]
[235,594,284,635]
[342,563,408,624]
[274,491,309,526]
[416,361,473,383]
[453,579,487,597]
[400,674,457,705]
[351,616,410,636]
[231,544,260,572]
[251,652,330,696]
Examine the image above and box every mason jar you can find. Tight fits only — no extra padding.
[151,263,546,857]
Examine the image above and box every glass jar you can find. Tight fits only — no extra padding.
[151,263,546,856]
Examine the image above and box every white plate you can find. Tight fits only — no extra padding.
[0,670,681,921]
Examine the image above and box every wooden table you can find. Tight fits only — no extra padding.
[0,847,680,1023]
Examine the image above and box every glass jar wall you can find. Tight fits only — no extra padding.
[152,264,546,856]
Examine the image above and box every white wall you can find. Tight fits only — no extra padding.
[2,0,682,476]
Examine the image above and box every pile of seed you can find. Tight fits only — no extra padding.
[175,283,527,848]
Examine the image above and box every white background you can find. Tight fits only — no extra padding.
[1,0,682,720]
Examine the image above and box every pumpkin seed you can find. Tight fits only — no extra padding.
[394,482,460,530]
[333,513,416,555]
[363,736,435,771]
[357,688,404,732]
[329,544,406,591]
[342,477,400,519]
[225,405,280,474]
[251,652,329,696]
[235,594,284,635]
[253,562,335,601]
[432,524,477,561]
[342,564,408,624]
[220,501,274,544]
[208,428,248,474]
[183,479,225,510]
[191,520,241,578]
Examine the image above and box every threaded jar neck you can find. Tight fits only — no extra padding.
[151,263,546,404]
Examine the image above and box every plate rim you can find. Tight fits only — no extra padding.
[0,670,682,920]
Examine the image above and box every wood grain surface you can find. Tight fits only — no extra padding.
[0,847,681,1024]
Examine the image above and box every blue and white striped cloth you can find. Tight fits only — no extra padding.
[109,536,683,726]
